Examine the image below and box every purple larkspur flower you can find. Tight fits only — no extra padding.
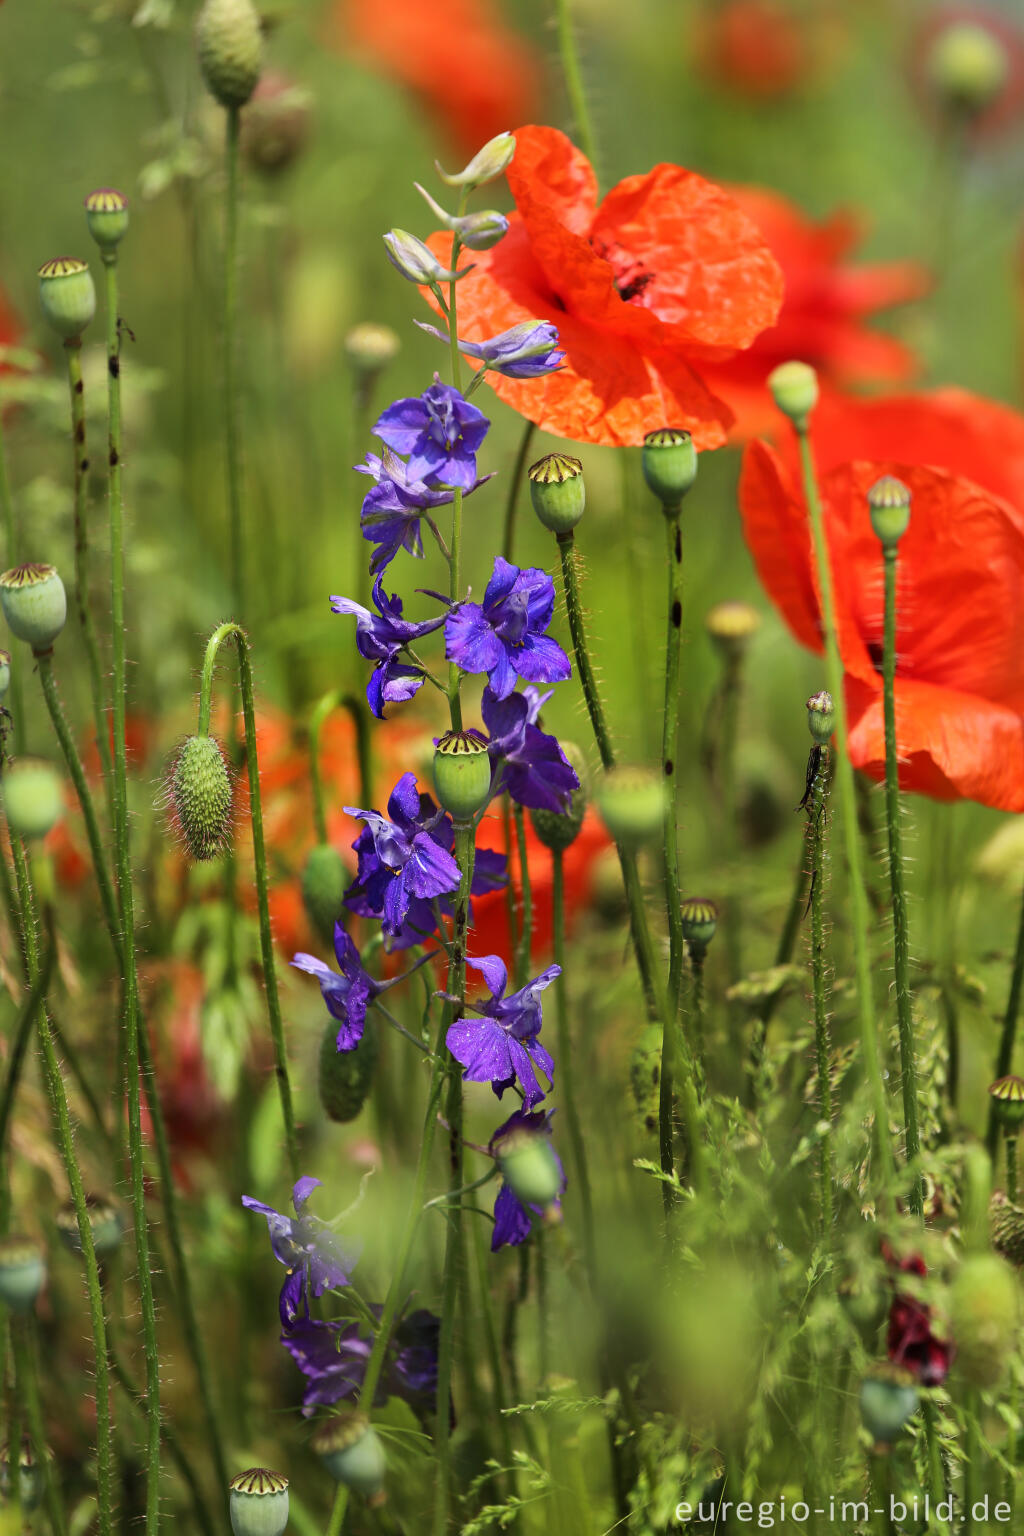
[373,374,489,491]
[291,923,378,1051]
[482,686,579,813]
[330,575,445,719]
[445,557,571,701]
[445,953,558,1108]
[242,1178,361,1324]
[489,1109,566,1252]
[344,772,461,938]
[282,1306,439,1415]
[417,319,564,378]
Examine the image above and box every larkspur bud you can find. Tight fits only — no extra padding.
[435,131,516,189]
[528,453,585,534]
[38,257,96,340]
[0,564,68,653]
[432,731,492,823]
[312,1410,387,1499]
[302,844,349,948]
[344,322,400,377]
[950,1253,1018,1388]
[859,1363,919,1449]
[990,1192,1024,1268]
[413,186,508,250]
[3,759,64,841]
[680,897,718,954]
[868,475,911,548]
[55,1195,122,1261]
[989,1075,1024,1132]
[492,1125,562,1209]
[768,360,819,428]
[705,601,760,662]
[926,21,1009,119]
[0,650,10,701]
[806,690,834,745]
[84,189,129,253]
[229,1468,290,1536]
[530,743,587,852]
[318,1015,378,1123]
[168,735,234,861]
[595,765,666,846]
[642,427,698,510]
[0,1436,44,1512]
[196,0,263,107]
[383,230,468,287]
[0,1235,46,1313]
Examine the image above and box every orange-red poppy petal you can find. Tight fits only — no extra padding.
[738,439,821,653]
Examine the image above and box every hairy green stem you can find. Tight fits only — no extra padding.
[660,509,685,1198]
[987,880,1024,1156]
[0,408,25,752]
[1007,1135,1019,1205]
[501,420,536,563]
[224,104,246,619]
[552,0,599,172]
[746,798,815,1095]
[11,1315,67,1536]
[552,850,596,1278]
[512,804,533,989]
[64,341,111,788]
[810,755,835,1244]
[0,928,55,1159]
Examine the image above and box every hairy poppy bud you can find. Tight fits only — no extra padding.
[642,427,698,510]
[301,843,349,949]
[806,690,834,745]
[435,131,516,189]
[168,735,234,861]
[84,189,129,254]
[629,1023,663,1137]
[705,601,760,662]
[432,731,492,823]
[56,1195,122,1261]
[595,765,665,846]
[529,453,585,534]
[383,230,467,287]
[0,563,68,654]
[492,1124,562,1209]
[1,1436,44,1512]
[3,759,63,841]
[229,1468,289,1536]
[38,257,96,341]
[0,1235,46,1314]
[950,1253,1018,1388]
[990,1192,1024,1268]
[312,1410,386,1499]
[859,1363,919,1449]
[868,475,911,548]
[768,360,819,428]
[530,743,587,852]
[0,650,10,701]
[989,1075,1024,1132]
[680,897,718,955]
[344,322,400,377]
[196,0,263,108]
[926,21,1009,119]
[318,1015,378,1123]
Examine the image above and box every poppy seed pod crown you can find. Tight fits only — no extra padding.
[0,563,68,653]
[806,690,835,745]
[432,730,492,822]
[642,427,698,510]
[529,453,586,534]
[38,257,96,340]
[768,360,819,428]
[229,1469,289,1536]
[868,475,911,547]
[989,1075,1024,1132]
[680,897,718,953]
[84,189,129,253]
[312,1410,387,1498]
[705,601,760,661]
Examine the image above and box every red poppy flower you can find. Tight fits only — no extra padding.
[693,0,813,101]
[337,0,540,157]
[739,422,1024,809]
[427,124,784,448]
[700,189,929,439]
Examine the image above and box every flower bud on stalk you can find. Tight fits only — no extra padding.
[241,75,311,177]
[166,735,234,860]
[806,690,835,745]
[302,843,349,948]
[705,601,760,664]
[37,258,96,341]
[949,1253,1019,1388]
[229,1468,290,1536]
[312,1410,387,1499]
[595,765,666,846]
[2,760,64,841]
[435,131,516,189]
[383,230,469,287]
[859,1362,919,1450]
[680,897,718,958]
[318,1015,378,1123]
[768,360,819,430]
[196,0,263,108]
[926,21,1010,120]
[492,1123,563,1209]
[414,185,509,250]
[641,427,698,511]
[530,743,587,851]
[990,1075,1024,1130]
[0,1436,44,1512]
[0,564,68,654]
[432,730,492,823]
[528,453,585,534]
[868,475,911,548]
[56,1195,123,1261]
[0,1235,46,1314]
[84,189,130,254]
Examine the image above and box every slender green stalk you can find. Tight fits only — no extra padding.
[0,408,25,753]
[660,510,685,1195]
[5,1349,22,1519]
[552,850,596,1279]
[224,104,246,619]
[10,1315,67,1536]
[882,543,922,1216]
[1007,1135,1019,1205]
[501,420,536,563]
[309,690,339,845]
[746,797,815,1094]
[64,341,111,787]
[341,693,374,813]
[719,656,743,988]
[987,880,1024,1156]
[512,804,533,988]
[552,0,599,172]
[795,424,896,1193]
[0,929,55,1158]
[809,754,834,1243]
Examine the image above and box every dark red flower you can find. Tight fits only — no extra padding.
[884,1246,954,1387]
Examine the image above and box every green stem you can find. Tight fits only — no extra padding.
[882,544,922,1216]
[11,1315,67,1536]
[341,693,374,813]
[987,880,1024,1156]
[552,850,596,1278]
[309,690,339,845]
[720,656,743,988]
[661,510,685,1199]
[1007,1134,1018,1205]
[0,407,25,753]
[810,755,835,1245]
[0,928,56,1157]
[501,420,536,563]
[512,804,532,989]
[224,103,245,619]
[108,1339,218,1536]
[746,800,815,1094]
[552,0,599,172]
[65,341,112,789]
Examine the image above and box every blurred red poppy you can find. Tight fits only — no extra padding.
[910,4,1024,142]
[427,124,783,448]
[739,430,1024,809]
[884,1246,954,1386]
[693,0,814,101]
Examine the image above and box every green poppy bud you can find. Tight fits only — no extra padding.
[3,759,64,841]
[0,564,68,654]
[301,843,349,948]
[432,731,492,823]
[868,475,911,548]
[435,131,516,189]
[0,650,10,702]
[768,360,819,429]
[0,1235,46,1314]
[806,690,834,745]
[229,1468,289,1536]
[990,1192,1024,1268]
[55,1195,123,1261]
[950,1253,1018,1388]
[642,427,697,511]
[705,601,760,663]
[629,1022,663,1137]
[84,189,130,254]
[312,1410,387,1499]
[344,322,400,377]
[926,21,1009,119]
[37,257,96,341]
[680,897,718,954]
[167,734,234,861]
[595,765,665,846]
[196,0,263,109]
[528,452,585,534]
[530,743,587,852]
[492,1125,562,1209]
[989,1075,1024,1132]
[859,1363,919,1449]
[318,1015,378,1123]
[1,1436,44,1512]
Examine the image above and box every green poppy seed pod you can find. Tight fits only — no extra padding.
[196,0,263,108]
[528,453,585,534]
[435,131,516,189]
[629,1022,663,1137]
[318,1015,378,1123]
[868,475,911,548]
[0,1235,46,1314]
[642,427,698,511]
[301,844,349,949]
[492,1125,562,1208]
[950,1253,1019,1389]
[705,601,760,662]
[858,1363,919,1449]
[926,21,1009,118]
[989,1075,1024,1132]
[55,1195,123,1261]
[806,690,834,745]
[768,360,819,429]
[680,897,718,954]
[37,257,96,340]
[84,189,129,253]
[168,735,234,861]
[0,564,68,653]
[529,743,587,852]
[344,322,400,377]
[229,1468,289,1536]
[0,1436,43,1512]
[595,765,666,846]
[3,759,64,841]
[0,650,10,702]
[432,731,492,823]
[312,1410,387,1498]
[990,1192,1024,1268]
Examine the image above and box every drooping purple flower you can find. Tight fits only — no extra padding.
[489,1109,566,1252]
[291,923,378,1051]
[356,448,491,577]
[281,1305,439,1415]
[445,954,558,1108]
[482,686,579,813]
[416,319,564,379]
[330,576,445,719]
[373,375,490,491]
[344,772,461,938]
[242,1178,361,1324]
[445,557,571,701]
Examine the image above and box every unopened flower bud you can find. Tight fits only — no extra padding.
[530,743,587,851]
[595,765,665,846]
[383,230,467,287]
[38,258,96,341]
[989,1075,1024,1132]
[312,1410,387,1499]
[319,1015,378,1123]
[302,843,349,948]
[680,897,718,954]
[705,601,760,662]
[84,189,130,254]
[3,759,63,841]
[56,1195,123,1261]
[196,0,263,108]
[926,21,1010,119]
[167,735,234,861]
[868,475,911,548]
[229,1468,290,1536]
[990,1192,1024,1268]
[806,690,834,745]
[0,1235,46,1314]
[528,453,585,534]
[768,360,819,428]
[432,731,492,822]
[642,428,697,510]
[435,131,516,189]
[241,74,311,176]
[492,1125,562,1208]
[0,1436,44,1512]
[859,1363,919,1449]
[950,1253,1018,1388]
[344,323,400,377]
[413,186,508,250]
[0,564,68,653]
[0,650,10,701]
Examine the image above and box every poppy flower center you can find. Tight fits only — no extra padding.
[591,236,656,304]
